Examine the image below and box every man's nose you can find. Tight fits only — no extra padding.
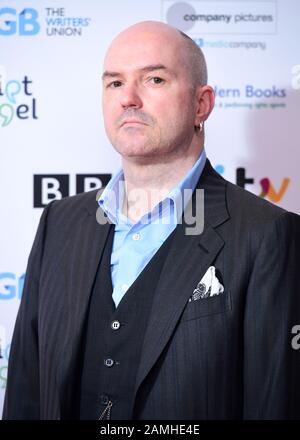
[120,83,142,108]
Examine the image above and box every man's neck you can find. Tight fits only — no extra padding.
[121,147,204,222]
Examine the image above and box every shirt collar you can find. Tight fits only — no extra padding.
[98,149,207,225]
[98,167,125,225]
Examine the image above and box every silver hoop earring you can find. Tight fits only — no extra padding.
[199,121,203,132]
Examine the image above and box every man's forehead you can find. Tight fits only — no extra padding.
[105,27,183,59]
[104,35,184,73]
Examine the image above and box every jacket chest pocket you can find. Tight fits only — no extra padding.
[180,290,232,322]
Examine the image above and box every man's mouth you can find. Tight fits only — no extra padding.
[120,119,147,127]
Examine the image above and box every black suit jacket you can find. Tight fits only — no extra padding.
[3,159,300,419]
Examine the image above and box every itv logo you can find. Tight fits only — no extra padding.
[0,7,40,36]
[215,165,290,203]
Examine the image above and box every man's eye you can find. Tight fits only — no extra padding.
[108,81,122,88]
[150,77,164,85]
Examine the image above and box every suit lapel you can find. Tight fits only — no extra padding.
[134,159,230,396]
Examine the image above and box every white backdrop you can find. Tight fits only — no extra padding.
[0,0,299,416]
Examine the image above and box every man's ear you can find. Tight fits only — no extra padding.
[194,85,215,125]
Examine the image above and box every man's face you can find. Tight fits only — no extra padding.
[102,26,198,163]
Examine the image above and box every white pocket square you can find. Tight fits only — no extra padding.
[189,266,224,301]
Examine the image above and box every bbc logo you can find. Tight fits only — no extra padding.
[34,174,111,208]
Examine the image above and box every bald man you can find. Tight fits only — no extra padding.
[3,21,300,420]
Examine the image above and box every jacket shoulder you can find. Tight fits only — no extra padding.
[225,179,290,223]
[47,188,100,219]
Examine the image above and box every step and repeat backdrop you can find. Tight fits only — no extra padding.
[0,0,299,416]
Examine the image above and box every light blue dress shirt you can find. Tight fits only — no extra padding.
[98,149,207,307]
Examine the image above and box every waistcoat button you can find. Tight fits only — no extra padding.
[111,320,121,330]
[100,394,109,405]
[104,358,114,367]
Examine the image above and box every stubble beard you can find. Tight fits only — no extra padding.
[110,121,195,165]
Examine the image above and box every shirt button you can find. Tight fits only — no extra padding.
[121,283,129,292]
[104,358,114,367]
[132,232,141,241]
[111,320,120,330]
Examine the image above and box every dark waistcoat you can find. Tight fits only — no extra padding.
[78,224,175,420]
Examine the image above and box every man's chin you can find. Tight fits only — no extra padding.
[114,141,158,159]
[118,148,164,165]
